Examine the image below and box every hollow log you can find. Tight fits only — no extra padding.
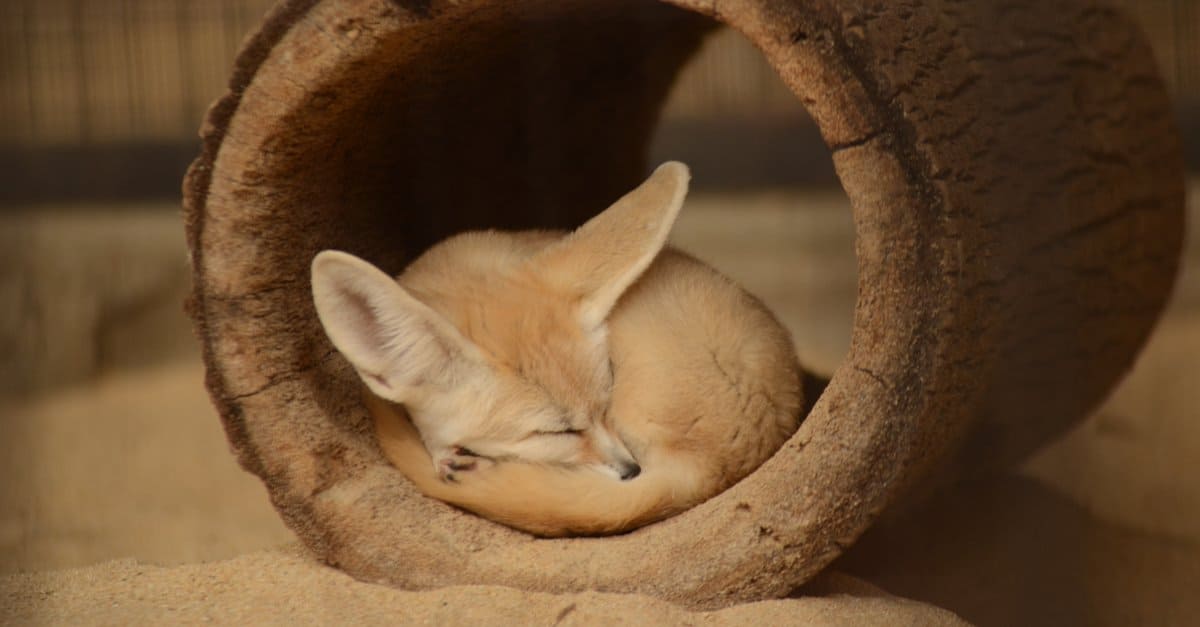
[183,0,1184,610]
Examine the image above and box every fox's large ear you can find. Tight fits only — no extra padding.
[311,250,479,402]
[533,161,689,327]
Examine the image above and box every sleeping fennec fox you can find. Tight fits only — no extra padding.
[311,162,803,536]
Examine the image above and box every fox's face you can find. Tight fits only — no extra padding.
[312,162,689,481]
[392,274,640,480]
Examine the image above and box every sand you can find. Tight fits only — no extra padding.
[2,547,968,625]
[0,362,288,573]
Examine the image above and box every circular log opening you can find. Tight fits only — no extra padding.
[184,0,1185,610]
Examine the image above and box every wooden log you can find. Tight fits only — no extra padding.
[182,0,1184,610]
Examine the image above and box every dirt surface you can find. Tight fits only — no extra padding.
[838,476,1200,627]
[1,547,969,625]
[0,362,288,573]
[1,186,1196,623]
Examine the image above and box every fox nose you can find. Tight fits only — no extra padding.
[619,463,641,481]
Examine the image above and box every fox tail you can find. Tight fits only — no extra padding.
[366,391,704,537]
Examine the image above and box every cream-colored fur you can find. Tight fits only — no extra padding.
[312,162,803,537]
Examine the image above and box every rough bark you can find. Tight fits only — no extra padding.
[183,0,1184,610]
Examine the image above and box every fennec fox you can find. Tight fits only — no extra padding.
[312,162,803,536]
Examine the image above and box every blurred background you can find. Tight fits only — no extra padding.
[0,2,1197,625]
[0,0,1197,391]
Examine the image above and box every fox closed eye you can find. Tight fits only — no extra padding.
[533,428,584,436]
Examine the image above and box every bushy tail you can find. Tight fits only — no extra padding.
[366,392,704,537]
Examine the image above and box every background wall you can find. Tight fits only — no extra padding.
[1,0,1197,203]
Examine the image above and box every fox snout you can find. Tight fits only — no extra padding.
[590,428,641,481]
[598,454,640,481]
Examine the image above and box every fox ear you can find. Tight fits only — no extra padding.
[534,161,689,327]
[311,250,478,401]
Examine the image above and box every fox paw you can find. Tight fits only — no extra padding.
[437,447,494,483]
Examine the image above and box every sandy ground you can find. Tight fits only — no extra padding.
[1,547,968,625]
[1,187,1197,624]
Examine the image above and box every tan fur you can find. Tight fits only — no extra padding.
[313,162,803,537]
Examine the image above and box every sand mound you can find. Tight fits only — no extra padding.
[1,548,965,626]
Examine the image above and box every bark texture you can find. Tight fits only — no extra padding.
[183,0,1184,610]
